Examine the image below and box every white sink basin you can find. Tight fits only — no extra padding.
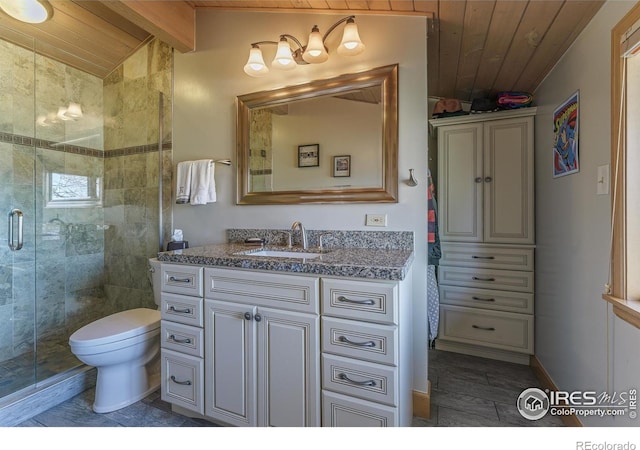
[237,250,322,259]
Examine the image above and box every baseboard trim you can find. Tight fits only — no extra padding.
[435,339,530,365]
[412,381,431,419]
[530,355,582,427]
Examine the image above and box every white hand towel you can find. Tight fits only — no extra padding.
[190,159,216,205]
[176,161,192,204]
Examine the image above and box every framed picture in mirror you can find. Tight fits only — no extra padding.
[333,155,351,177]
[298,144,320,167]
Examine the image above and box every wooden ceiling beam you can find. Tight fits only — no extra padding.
[98,1,195,53]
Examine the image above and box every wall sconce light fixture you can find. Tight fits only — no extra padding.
[0,0,53,24]
[243,16,365,77]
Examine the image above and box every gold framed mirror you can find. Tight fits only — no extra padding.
[236,64,398,204]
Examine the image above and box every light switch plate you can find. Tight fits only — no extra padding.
[366,214,387,227]
[597,164,609,195]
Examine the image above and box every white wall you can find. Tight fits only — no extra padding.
[534,0,639,426]
[173,11,429,392]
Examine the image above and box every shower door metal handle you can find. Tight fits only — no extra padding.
[8,209,24,251]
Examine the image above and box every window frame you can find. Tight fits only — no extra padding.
[604,2,640,328]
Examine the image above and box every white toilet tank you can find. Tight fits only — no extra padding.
[148,258,162,308]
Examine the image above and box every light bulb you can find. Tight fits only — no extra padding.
[337,18,365,56]
[272,37,296,71]
[302,25,328,64]
[243,46,269,77]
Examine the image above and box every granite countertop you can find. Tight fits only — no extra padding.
[157,243,414,281]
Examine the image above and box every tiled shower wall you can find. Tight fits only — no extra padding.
[0,37,173,365]
[102,39,173,317]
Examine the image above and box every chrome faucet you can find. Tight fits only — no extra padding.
[290,221,308,250]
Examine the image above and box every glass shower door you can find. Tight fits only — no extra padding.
[0,36,37,400]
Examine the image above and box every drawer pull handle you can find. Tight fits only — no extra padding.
[169,306,192,314]
[472,276,495,282]
[338,373,377,387]
[338,335,376,348]
[471,255,495,260]
[169,276,192,283]
[169,334,192,344]
[337,295,375,306]
[170,375,192,386]
[472,325,496,331]
[471,296,496,302]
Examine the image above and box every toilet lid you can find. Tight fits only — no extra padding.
[69,308,160,347]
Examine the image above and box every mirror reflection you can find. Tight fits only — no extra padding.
[236,64,398,204]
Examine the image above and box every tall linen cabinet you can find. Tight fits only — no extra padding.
[430,108,536,365]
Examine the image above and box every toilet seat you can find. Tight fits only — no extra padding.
[69,308,160,352]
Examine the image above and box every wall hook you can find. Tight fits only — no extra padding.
[406,169,418,187]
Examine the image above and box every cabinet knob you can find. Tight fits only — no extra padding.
[254,313,262,322]
[484,176,493,183]
[244,312,252,321]
[474,177,482,183]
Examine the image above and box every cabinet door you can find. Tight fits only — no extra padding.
[204,300,257,427]
[256,307,320,427]
[484,117,535,244]
[437,123,484,242]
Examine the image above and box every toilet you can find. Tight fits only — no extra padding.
[69,258,163,413]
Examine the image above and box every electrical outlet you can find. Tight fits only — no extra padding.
[366,214,387,227]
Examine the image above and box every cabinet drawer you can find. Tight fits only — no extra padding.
[322,354,397,407]
[321,278,397,324]
[322,390,398,427]
[438,265,533,293]
[161,293,203,327]
[161,264,203,297]
[440,243,534,271]
[439,305,534,354]
[161,349,204,415]
[204,267,319,314]
[322,317,397,366]
[161,321,204,358]
[439,285,533,314]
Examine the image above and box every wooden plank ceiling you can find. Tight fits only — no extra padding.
[0,1,605,102]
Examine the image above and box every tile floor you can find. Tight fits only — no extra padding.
[414,348,564,427]
[14,348,564,427]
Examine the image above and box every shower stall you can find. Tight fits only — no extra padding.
[0,27,173,418]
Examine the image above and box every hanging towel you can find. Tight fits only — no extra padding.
[176,161,192,204]
[428,264,440,345]
[427,169,441,266]
[190,159,217,205]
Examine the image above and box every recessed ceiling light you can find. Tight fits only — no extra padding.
[0,0,53,24]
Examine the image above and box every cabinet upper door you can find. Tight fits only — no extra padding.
[437,123,484,242]
[483,116,535,244]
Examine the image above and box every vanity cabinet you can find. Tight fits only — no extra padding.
[430,110,536,365]
[320,277,412,427]
[159,264,205,414]
[156,260,413,427]
[203,267,320,427]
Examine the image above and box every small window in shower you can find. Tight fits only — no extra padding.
[45,172,102,208]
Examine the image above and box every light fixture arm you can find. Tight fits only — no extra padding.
[280,34,305,51]
[322,15,356,42]
[251,33,304,51]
